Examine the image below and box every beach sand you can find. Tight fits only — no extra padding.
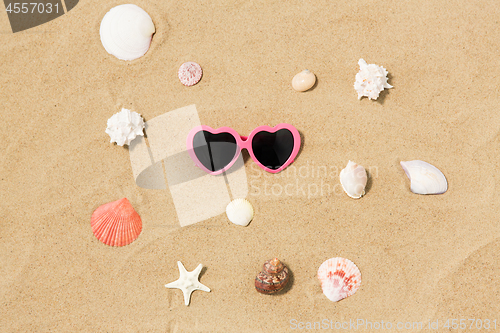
[1,0,499,331]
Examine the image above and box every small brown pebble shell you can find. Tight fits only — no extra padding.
[292,69,316,92]
[255,258,289,294]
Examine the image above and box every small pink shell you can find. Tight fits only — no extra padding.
[317,257,361,302]
[91,198,142,247]
[178,62,203,86]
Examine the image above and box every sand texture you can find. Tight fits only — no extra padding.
[1,0,500,331]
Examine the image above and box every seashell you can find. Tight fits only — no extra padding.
[400,160,448,195]
[178,62,203,86]
[339,161,367,199]
[226,198,254,226]
[255,258,290,294]
[317,257,361,302]
[354,59,392,100]
[105,108,145,146]
[165,261,210,306]
[100,4,155,61]
[292,69,316,92]
[91,198,142,246]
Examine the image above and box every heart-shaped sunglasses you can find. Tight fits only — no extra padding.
[186,124,301,175]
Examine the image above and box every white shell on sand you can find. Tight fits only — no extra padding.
[100,4,155,61]
[226,198,254,226]
[339,161,367,199]
[317,257,362,302]
[292,69,316,92]
[400,160,448,195]
[354,59,392,100]
[105,108,145,146]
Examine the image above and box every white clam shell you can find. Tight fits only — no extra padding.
[100,4,155,61]
[400,160,448,195]
[292,69,316,92]
[339,161,367,199]
[226,199,254,226]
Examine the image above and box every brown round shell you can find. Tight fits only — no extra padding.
[255,258,289,294]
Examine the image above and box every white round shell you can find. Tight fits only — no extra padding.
[100,4,155,61]
[105,108,145,146]
[339,161,367,199]
[226,199,254,227]
[292,69,316,92]
[178,62,203,86]
[400,160,448,195]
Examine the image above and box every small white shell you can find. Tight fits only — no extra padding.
[354,59,392,100]
[105,108,145,146]
[292,69,316,92]
[339,161,367,199]
[226,199,254,226]
[400,160,448,195]
[100,4,155,61]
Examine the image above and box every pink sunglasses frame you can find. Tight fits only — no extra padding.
[186,123,301,175]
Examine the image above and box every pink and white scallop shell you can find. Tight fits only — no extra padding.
[178,62,203,86]
[317,257,361,302]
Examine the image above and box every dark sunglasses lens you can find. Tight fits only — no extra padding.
[192,131,238,172]
[252,129,295,170]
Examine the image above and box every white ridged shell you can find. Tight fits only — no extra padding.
[226,199,254,226]
[100,4,155,61]
[339,161,367,199]
[317,257,362,302]
[400,160,448,195]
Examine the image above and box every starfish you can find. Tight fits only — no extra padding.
[165,261,210,306]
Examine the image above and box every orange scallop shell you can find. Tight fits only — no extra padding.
[317,257,361,302]
[91,198,142,246]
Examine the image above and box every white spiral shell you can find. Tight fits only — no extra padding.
[354,59,392,100]
[105,108,145,146]
[100,4,155,61]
